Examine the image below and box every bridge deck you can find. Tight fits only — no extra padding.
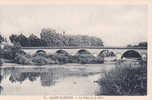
[22,46,147,50]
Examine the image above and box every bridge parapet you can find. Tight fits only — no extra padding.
[22,46,147,50]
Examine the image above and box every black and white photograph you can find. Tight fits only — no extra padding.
[0,3,148,96]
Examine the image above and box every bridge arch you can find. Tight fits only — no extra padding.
[55,49,70,55]
[121,50,142,60]
[36,50,46,54]
[76,49,92,55]
[98,50,116,57]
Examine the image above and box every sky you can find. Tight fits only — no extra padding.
[0,5,147,46]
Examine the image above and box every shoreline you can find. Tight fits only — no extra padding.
[0,61,116,68]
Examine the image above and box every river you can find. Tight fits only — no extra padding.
[0,62,115,96]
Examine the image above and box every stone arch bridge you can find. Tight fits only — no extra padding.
[22,47,147,59]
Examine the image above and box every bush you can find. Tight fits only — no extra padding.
[54,54,74,64]
[31,50,55,65]
[49,50,74,64]
[74,49,98,64]
[1,45,15,59]
[14,54,33,65]
[0,75,2,83]
[98,50,115,57]
[0,59,3,66]
[98,62,147,95]
[96,56,104,63]
[32,53,56,65]
[32,56,56,65]
[0,42,23,60]
[14,51,56,65]
[48,54,60,63]
[0,75,3,92]
[75,55,97,64]
[32,56,48,65]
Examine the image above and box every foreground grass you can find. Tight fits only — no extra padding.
[98,61,147,95]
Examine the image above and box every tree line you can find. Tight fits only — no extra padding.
[1,28,104,47]
[0,34,7,43]
[127,42,147,48]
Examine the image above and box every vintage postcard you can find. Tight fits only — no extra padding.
[0,0,151,100]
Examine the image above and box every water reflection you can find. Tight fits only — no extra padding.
[0,67,76,95]
[3,68,60,87]
[9,72,40,83]
[0,64,114,95]
[40,72,55,87]
[0,66,88,95]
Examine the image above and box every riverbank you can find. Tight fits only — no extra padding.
[97,61,147,95]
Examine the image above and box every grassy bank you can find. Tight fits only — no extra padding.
[98,61,147,95]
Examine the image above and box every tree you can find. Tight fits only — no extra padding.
[0,34,5,43]
[9,34,19,44]
[9,34,29,47]
[40,28,64,47]
[127,42,147,48]
[18,34,29,47]
[9,28,104,47]
[28,34,41,47]
[138,42,147,47]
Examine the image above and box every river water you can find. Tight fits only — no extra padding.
[0,63,115,96]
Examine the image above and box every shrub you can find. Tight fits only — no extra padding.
[98,50,115,57]
[14,54,33,65]
[0,59,3,66]
[1,45,15,59]
[98,62,147,95]
[75,49,97,64]
[32,55,56,65]
[109,51,116,56]
[48,54,60,64]
[75,55,97,64]
[0,75,3,92]
[96,56,104,64]
[0,42,23,60]
[31,50,55,65]
[0,75,2,83]
[55,54,73,64]
[32,56,48,65]
[52,50,74,64]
